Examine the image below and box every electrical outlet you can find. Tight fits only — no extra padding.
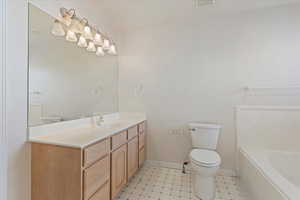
[169,128,186,135]
[193,0,216,7]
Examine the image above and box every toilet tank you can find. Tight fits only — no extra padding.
[189,122,221,150]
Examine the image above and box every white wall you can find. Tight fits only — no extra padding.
[5,0,29,200]
[119,4,300,170]
[29,5,119,126]
[0,1,7,200]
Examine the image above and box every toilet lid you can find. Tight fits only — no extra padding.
[190,149,221,167]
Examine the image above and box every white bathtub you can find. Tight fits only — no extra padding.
[239,146,300,200]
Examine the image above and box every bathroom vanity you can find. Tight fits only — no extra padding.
[29,113,146,200]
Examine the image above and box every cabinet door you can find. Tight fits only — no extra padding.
[111,144,127,199]
[83,156,110,200]
[138,131,145,150]
[139,147,145,167]
[127,137,138,180]
[89,181,110,200]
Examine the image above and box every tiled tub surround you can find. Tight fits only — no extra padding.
[117,165,246,200]
[29,112,146,200]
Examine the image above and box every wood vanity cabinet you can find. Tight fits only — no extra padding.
[31,143,82,200]
[89,182,110,200]
[111,144,127,199]
[112,131,127,150]
[128,126,138,140]
[139,147,145,167]
[127,136,139,180]
[31,121,146,200]
[138,122,146,167]
[83,155,110,200]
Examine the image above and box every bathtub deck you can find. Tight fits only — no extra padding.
[117,165,247,200]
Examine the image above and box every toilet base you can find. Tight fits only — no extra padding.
[190,161,219,200]
[192,173,216,200]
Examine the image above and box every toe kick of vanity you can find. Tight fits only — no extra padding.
[31,121,146,200]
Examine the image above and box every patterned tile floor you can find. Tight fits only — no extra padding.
[117,165,246,200]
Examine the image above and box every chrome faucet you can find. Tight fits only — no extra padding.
[93,113,105,126]
[96,115,104,126]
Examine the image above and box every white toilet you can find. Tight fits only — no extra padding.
[189,122,222,200]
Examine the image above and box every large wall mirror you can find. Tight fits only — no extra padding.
[28,3,119,127]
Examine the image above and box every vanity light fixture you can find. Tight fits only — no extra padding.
[83,26,94,40]
[66,30,78,42]
[94,33,103,45]
[108,44,117,55]
[59,8,75,26]
[51,8,117,56]
[69,18,87,34]
[51,19,65,36]
[96,46,105,56]
[87,41,96,52]
[103,38,110,50]
[77,36,88,48]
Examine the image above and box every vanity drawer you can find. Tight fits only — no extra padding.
[138,131,145,150]
[89,181,110,200]
[83,155,110,200]
[138,122,146,133]
[83,139,110,167]
[128,126,138,140]
[112,131,127,150]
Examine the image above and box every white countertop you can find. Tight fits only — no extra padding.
[28,113,146,148]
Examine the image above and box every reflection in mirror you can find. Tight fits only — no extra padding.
[28,4,119,127]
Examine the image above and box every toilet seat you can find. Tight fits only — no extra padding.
[190,149,221,167]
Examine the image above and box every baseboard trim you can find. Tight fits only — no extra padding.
[145,160,183,169]
[145,160,237,177]
[218,169,237,177]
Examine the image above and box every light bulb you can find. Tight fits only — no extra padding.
[103,39,110,50]
[87,42,96,52]
[65,30,77,42]
[108,44,117,55]
[94,33,103,45]
[96,46,105,56]
[51,20,65,36]
[83,26,93,40]
[77,36,87,48]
